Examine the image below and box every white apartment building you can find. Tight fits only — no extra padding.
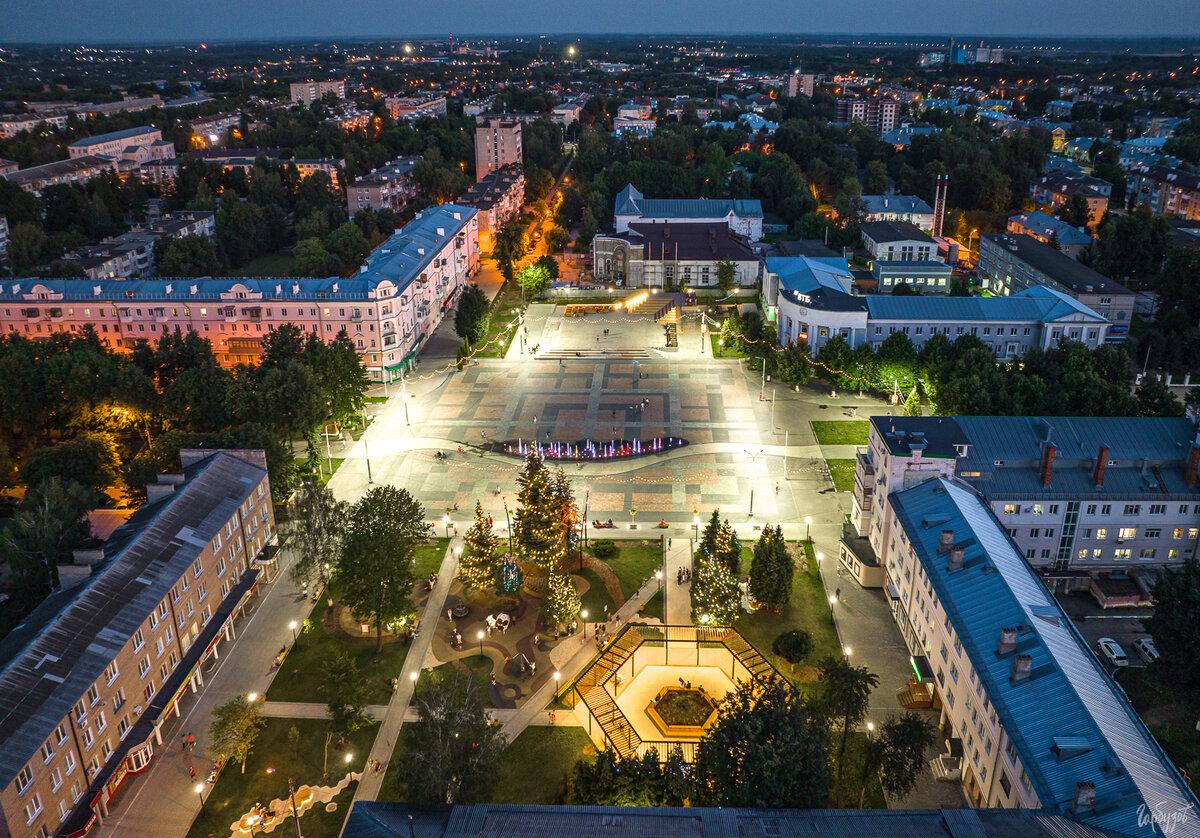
[849,416,1200,600]
[876,476,1198,836]
[290,80,346,105]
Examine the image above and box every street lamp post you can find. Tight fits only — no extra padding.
[289,621,298,643]
[401,371,410,426]
[805,516,812,541]
[477,630,485,659]
[760,356,766,401]
[581,487,590,571]
[502,498,512,551]
[364,440,373,485]
[443,513,451,539]
[580,609,588,638]
[195,782,208,817]
[744,449,764,518]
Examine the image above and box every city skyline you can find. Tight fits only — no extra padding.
[3,0,1200,44]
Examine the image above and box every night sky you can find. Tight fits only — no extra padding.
[2,0,1199,44]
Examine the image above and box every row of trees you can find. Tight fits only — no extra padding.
[691,514,796,624]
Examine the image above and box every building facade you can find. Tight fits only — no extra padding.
[1127,164,1200,221]
[0,450,275,838]
[592,223,758,289]
[613,184,764,240]
[775,282,1109,357]
[860,220,940,262]
[345,157,420,213]
[852,416,1200,596]
[474,119,522,180]
[872,476,1198,834]
[290,80,346,105]
[978,234,1133,341]
[871,260,953,294]
[1,157,119,196]
[861,195,935,230]
[1005,211,1092,258]
[1029,173,1111,230]
[834,98,900,134]
[0,205,479,381]
[783,73,815,98]
[457,168,525,253]
[68,212,216,281]
[67,127,175,166]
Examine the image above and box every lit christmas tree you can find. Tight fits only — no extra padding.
[460,502,499,592]
[513,452,568,580]
[554,469,580,552]
[691,550,740,626]
[701,509,722,557]
[542,569,582,632]
[713,520,742,577]
[496,551,523,595]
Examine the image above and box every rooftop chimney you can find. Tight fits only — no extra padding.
[146,482,176,503]
[1071,782,1096,815]
[948,546,965,571]
[1011,654,1032,683]
[997,627,1018,655]
[1039,442,1056,488]
[1094,445,1109,488]
[938,529,954,553]
[1186,443,1200,489]
[56,564,93,589]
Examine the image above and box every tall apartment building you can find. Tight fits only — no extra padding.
[784,73,815,98]
[1127,164,1200,222]
[0,204,479,382]
[978,234,1133,340]
[67,127,175,166]
[0,216,8,259]
[474,119,522,180]
[834,98,900,134]
[290,80,346,105]
[345,157,420,213]
[0,450,275,838]
[876,477,1198,834]
[848,416,1200,600]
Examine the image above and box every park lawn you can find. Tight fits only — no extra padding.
[413,539,451,579]
[231,250,294,277]
[187,717,377,838]
[735,542,839,693]
[575,568,617,620]
[826,458,856,492]
[641,588,664,622]
[364,396,388,403]
[265,597,412,705]
[316,458,344,486]
[1116,668,1200,795]
[587,540,662,599]
[710,334,747,358]
[418,655,493,704]
[811,420,869,446]
[491,726,594,804]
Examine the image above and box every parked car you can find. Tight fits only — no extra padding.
[1097,637,1129,667]
[1132,637,1159,665]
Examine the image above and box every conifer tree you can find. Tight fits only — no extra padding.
[749,525,793,610]
[542,569,582,631]
[513,452,567,576]
[691,550,740,625]
[701,508,723,557]
[714,520,742,577]
[554,469,580,552]
[460,502,499,591]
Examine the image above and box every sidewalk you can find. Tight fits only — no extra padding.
[350,541,460,802]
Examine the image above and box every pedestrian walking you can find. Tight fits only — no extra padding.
[668,538,672,549]
[549,710,556,725]
[186,733,195,751]
[835,588,841,601]
[188,765,196,779]
[181,734,187,752]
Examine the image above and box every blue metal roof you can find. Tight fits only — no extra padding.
[864,287,1104,324]
[1009,212,1092,246]
[614,183,763,220]
[862,194,935,216]
[68,125,161,147]
[766,255,853,296]
[890,478,1200,837]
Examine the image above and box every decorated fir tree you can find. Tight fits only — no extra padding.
[460,502,499,591]
[749,525,793,610]
[513,451,568,576]
[714,520,742,577]
[691,550,740,626]
[542,569,582,631]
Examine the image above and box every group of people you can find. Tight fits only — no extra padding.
[676,567,692,585]
[249,801,279,823]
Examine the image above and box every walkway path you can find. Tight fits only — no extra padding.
[663,539,693,624]
[350,542,460,803]
[497,572,663,746]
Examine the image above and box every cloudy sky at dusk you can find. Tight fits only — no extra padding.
[3,0,1199,43]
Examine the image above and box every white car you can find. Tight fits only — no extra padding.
[1132,637,1159,665]
[1097,637,1129,667]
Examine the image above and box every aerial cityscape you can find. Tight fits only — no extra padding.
[0,8,1199,838]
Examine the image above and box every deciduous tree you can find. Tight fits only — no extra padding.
[209,694,265,773]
